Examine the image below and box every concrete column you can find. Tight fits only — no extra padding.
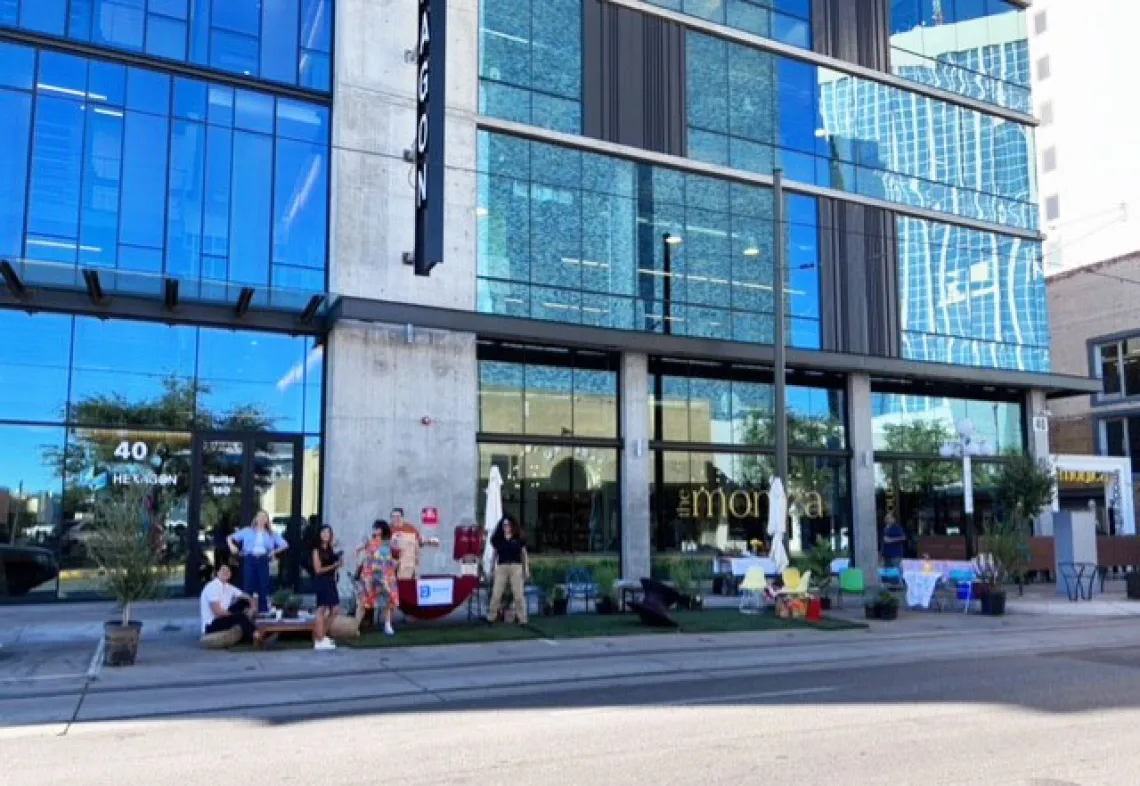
[1025,389,1054,536]
[322,321,478,574]
[330,0,478,310]
[620,353,651,580]
[846,374,879,587]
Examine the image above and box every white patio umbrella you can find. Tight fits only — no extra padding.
[767,477,790,573]
[481,466,504,577]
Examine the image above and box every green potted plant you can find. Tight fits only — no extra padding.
[873,589,899,621]
[981,456,1055,615]
[592,564,619,614]
[669,559,695,609]
[803,536,837,610]
[271,588,293,616]
[551,585,569,615]
[86,484,170,667]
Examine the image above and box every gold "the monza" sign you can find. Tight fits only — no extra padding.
[677,487,826,520]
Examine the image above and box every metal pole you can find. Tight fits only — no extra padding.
[773,169,788,486]
[662,233,673,336]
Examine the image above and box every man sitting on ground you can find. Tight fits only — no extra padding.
[200,564,257,645]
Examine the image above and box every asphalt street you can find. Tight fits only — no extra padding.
[6,638,1140,786]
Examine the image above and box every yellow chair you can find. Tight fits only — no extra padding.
[781,567,801,589]
[738,567,769,614]
[779,570,812,597]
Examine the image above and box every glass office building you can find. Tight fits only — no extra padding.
[0,0,1096,602]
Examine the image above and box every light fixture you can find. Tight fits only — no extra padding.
[664,235,683,245]
[743,247,760,257]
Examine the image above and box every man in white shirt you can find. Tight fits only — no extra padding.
[200,564,256,644]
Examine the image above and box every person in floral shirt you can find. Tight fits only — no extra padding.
[356,519,398,636]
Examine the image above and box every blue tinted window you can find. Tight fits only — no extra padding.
[273,138,328,270]
[20,0,66,35]
[146,13,188,59]
[479,0,582,134]
[212,0,259,34]
[27,97,85,244]
[211,29,258,75]
[173,77,206,119]
[89,60,126,105]
[0,0,329,90]
[477,130,821,348]
[0,310,71,423]
[126,67,169,112]
[165,119,205,278]
[197,328,306,431]
[119,112,169,254]
[0,88,31,258]
[686,31,1037,231]
[0,42,34,90]
[898,215,1048,372]
[93,0,145,50]
[228,131,272,285]
[79,104,124,268]
[7,45,328,289]
[261,0,300,85]
[235,89,273,133]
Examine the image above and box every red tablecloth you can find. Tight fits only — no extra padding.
[397,575,480,620]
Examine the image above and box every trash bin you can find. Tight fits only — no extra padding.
[1126,572,1140,600]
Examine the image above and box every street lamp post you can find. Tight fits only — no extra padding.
[662,233,680,335]
[773,169,788,487]
[940,419,989,553]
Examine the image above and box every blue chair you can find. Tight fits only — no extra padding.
[564,567,598,614]
[947,569,976,613]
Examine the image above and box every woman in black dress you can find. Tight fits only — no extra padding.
[311,525,343,650]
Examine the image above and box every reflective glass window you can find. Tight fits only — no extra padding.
[890,0,1030,112]
[1,0,330,91]
[477,131,822,348]
[196,329,307,432]
[479,0,582,134]
[6,44,329,290]
[0,424,65,600]
[897,215,1049,372]
[871,392,1023,456]
[70,318,198,427]
[686,30,1038,231]
[0,311,71,422]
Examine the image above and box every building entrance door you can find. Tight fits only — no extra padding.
[186,432,304,596]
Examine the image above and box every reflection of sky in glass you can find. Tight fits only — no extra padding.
[870,392,1023,455]
[0,311,71,422]
[0,425,64,498]
[0,314,319,435]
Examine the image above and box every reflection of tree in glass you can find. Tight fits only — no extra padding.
[882,420,958,493]
[739,412,843,500]
[40,378,275,576]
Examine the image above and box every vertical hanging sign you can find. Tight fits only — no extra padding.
[414,0,447,276]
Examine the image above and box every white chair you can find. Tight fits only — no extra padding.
[738,568,769,614]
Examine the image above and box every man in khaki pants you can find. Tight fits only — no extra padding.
[486,517,529,625]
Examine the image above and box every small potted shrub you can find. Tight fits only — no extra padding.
[593,564,619,614]
[874,590,899,621]
[551,585,569,615]
[670,559,695,609]
[86,485,170,667]
[271,588,293,617]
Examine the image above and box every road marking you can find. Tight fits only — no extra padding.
[86,638,105,681]
[659,685,839,706]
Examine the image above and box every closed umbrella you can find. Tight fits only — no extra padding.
[767,477,790,573]
[481,466,503,577]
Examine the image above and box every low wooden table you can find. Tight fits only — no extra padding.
[254,617,315,648]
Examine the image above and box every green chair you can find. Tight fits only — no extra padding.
[835,568,865,608]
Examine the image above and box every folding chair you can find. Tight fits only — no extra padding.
[738,567,769,614]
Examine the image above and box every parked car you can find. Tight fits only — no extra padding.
[0,544,59,596]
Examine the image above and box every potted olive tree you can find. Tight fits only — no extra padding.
[979,456,1056,615]
[86,484,170,667]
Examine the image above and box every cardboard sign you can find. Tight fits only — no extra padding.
[422,506,439,529]
[417,577,453,607]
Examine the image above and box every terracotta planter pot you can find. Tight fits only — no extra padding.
[104,621,142,667]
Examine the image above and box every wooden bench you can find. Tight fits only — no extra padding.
[254,617,315,648]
